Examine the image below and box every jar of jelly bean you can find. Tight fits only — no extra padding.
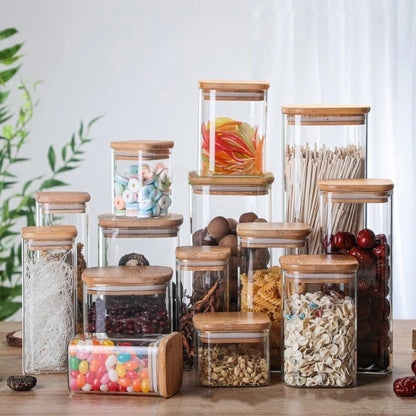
[280,255,358,388]
[189,170,274,310]
[198,80,269,176]
[282,105,370,254]
[82,266,173,336]
[110,140,174,217]
[35,191,90,332]
[68,332,183,397]
[237,222,310,371]
[319,178,394,373]
[193,312,270,387]
[22,226,77,374]
[176,246,230,370]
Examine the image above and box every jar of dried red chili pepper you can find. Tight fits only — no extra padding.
[198,80,269,176]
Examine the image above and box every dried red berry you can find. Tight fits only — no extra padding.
[393,376,416,397]
[322,234,338,253]
[373,243,391,259]
[333,232,356,250]
[349,246,376,267]
[357,229,377,249]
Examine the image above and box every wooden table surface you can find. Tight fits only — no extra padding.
[1,321,416,416]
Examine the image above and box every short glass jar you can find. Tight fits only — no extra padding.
[198,80,269,176]
[237,222,310,371]
[22,225,77,374]
[282,105,370,254]
[280,255,358,388]
[319,178,394,373]
[68,332,182,397]
[110,140,173,217]
[193,312,270,387]
[82,266,173,336]
[176,246,230,370]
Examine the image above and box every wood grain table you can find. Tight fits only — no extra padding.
[1,321,415,415]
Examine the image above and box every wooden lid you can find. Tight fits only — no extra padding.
[35,191,90,204]
[81,266,172,285]
[282,104,370,116]
[98,213,183,230]
[21,225,77,240]
[199,80,269,92]
[110,140,174,152]
[237,222,310,240]
[280,255,358,274]
[176,246,231,261]
[319,179,394,193]
[189,171,274,188]
[157,332,183,398]
[193,312,271,332]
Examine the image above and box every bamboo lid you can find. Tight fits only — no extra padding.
[176,246,231,261]
[98,213,183,230]
[110,140,174,152]
[282,104,370,116]
[157,332,183,398]
[21,225,77,240]
[35,191,91,204]
[319,179,394,193]
[193,312,271,332]
[280,255,358,274]
[189,171,274,189]
[237,222,310,240]
[199,80,270,92]
[82,266,172,285]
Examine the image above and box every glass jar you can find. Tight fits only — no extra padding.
[198,80,269,176]
[176,246,230,370]
[280,255,358,388]
[68,332,183,397]
[319,178,394,373]
[21,225,77,374]
[282,105,370,254]
[189,170,274,310]
[82,266,173,336]
[193,312,270,387]
[110,140,173,217]
[237,222,310,371]
[35,191,90,332]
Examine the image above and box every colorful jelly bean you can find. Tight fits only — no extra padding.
[79,360,89,375]
[69,356,80,370]
[117,353,131,363]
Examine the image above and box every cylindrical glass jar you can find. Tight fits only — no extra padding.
[176,246,230,370]
[110,140,174,217]
[237,222,310,371]
[68,332,183,397]
[189,171,274,310]
[198,80,269,176]
[282,105,370,254]
[82,266,173,336]
[35,191,90,332]
[319,178,394,373]
[21,225,77,374]
[280,255,358,388]
[193,312,270,387]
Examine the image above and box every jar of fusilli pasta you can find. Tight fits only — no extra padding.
[237,222,310,371]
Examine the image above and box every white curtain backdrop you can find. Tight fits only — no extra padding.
[1,0,415,318]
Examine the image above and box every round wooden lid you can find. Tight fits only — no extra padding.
[98,213,183,229]
[110,140,174,152]
[282,104,370,116]
[319,179,394,193]
[175,246,231,261]
[199,80,269,92]
[35,191,90,204]
[21,225,77,240]
[188,171,274,187]
[193,312,271,332]
[280,255,358,274]
[82,266,172,285]
[237,222,310,240]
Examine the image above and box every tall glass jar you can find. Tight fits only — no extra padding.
[237,222,310,371]
[176,246,230,370]
[198,80,269,176]
[280,255,358,388]
[21,225,77,374]
[282,105,370,254]
[189,171,273,310]
[35,191,90,332]
[110,140,173,217]
[319,178,394,373]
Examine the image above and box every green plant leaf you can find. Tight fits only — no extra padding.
[0,28,18,40]
[61,145,67,161]
[0,301,21,320]
[47,145,56,172]
[2,124,12,139]
[87,114,104,128]
[0,91,10,105]
[0,284,21,299]
[0,55,22,66]
[0,65,21,85]
[39,178,68,189]
[56,165,75,174]
[0,43,23,61]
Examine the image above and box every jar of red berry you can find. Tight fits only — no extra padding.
[319,178,394,373]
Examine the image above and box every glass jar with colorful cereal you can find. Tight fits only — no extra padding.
[68,332,182,397]
[82,266,173,336]
[193,312,270,387]
[237,222,310,371]
[319,178,394,373]
[280,255,358,388]
[110,140,173,217]
[198,80,269,176]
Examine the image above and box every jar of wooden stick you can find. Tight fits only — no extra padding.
[282,105,370,254]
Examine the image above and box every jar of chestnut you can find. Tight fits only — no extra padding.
[319,178,394,373]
